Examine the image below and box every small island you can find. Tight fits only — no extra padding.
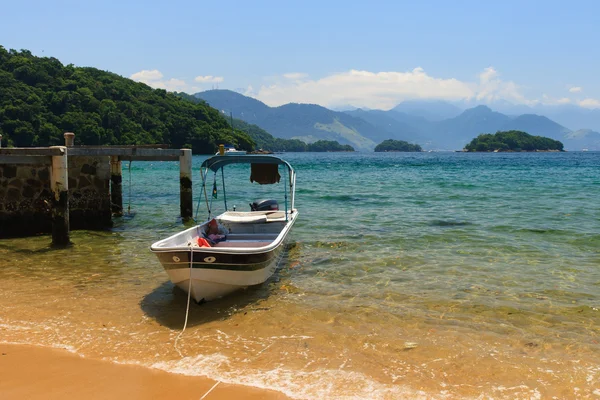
[464,130,564,152]
[374,139,422,152]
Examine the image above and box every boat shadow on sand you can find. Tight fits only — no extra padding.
[140,274,282,329]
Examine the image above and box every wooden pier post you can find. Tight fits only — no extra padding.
[110,156,123,215]
[50,146,70,247]
[64,132,75,147]
[179,149,193,221]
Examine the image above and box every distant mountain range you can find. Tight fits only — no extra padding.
[195,90,600,151]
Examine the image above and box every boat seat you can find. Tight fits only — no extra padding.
[214,241,271,248]
[226,233,278,240]
[219,213,268,224]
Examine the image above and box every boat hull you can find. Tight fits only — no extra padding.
[157,241,285,302]
[151,211,297,302]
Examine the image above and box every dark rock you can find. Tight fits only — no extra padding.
[8,178,23,189]
[78,175,91,188]
[22,185,37,198]
[39,188,53,200]
[81,163,97,175]
[93,176,108,190]
[38,168,50,181]
[3,165,17,179]
[7,188,20,201]
[26,179,42,188]
[5,201,18,212]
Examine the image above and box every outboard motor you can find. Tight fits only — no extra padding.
[250,199,279,211]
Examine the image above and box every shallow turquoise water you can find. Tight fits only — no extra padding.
[1,151,599,398]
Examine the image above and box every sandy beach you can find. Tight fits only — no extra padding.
[0,344,289,400]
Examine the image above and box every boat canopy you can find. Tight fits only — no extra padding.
[199,155,296,220]
[201,155,294,173]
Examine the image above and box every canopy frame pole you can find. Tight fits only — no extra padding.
[208,171,218,219]
[284,166,288,221]
[221,167,228,211]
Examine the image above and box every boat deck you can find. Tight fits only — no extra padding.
[212,233,278,248]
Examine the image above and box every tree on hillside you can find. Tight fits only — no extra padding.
[0,46,253,153]
[374,139,422,152]
[464,130,564,152]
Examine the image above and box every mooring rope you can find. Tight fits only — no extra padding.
[127,160,132,215]
[174,244,194,357]
[200,381,221,400]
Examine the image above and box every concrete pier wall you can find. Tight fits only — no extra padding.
[0,142,186,241]
[0,163,53,237]
[0,156,112,238]
[68,156,112,230]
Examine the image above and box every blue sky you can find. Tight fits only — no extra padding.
[2,0,598,109]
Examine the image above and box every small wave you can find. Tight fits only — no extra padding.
[151,354,432,400]
[516,228,566,234]
[429,220,473,227]
[320,194,363,202]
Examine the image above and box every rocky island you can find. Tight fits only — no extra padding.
[374,139,422,152]
[464,130,564,152]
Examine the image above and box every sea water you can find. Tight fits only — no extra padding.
[1,152,599,399]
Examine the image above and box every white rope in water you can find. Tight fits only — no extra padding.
[198,341,274,399]
[172,243,276,399]
[173,243,226,398]
[199,381,221,400]
[174,244,194,357]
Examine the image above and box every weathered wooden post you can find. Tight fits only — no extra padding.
[110,156,123,215]
[50,146,70,246]
[179,149,193,221]
[64,132,75,147]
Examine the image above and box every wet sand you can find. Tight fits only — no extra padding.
[0,344,289,400]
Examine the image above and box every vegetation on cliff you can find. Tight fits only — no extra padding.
[0,46,254,153]
[464,130,564,152]
[374,139,422,152]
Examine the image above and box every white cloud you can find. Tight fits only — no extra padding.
[130,70,225,92]
[251,67,532,109]
[540,94,573,106]
[194,75,224,83]
[579,98,600,108]
[130,69,188,91]
[129,68,598,110]
[282,72,308,80]
[130,69,164,83]
[475,67,532,105]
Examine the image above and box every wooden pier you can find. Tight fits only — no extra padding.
[0,133,193,247]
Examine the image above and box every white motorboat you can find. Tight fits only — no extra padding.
[150,155,298,302]
[215,145,247,155]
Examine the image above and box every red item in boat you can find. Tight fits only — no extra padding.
[197,237,212,247]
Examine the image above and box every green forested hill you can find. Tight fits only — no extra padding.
[374,139,422,152]
[0,47,253,153]
[464,130,564,152]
